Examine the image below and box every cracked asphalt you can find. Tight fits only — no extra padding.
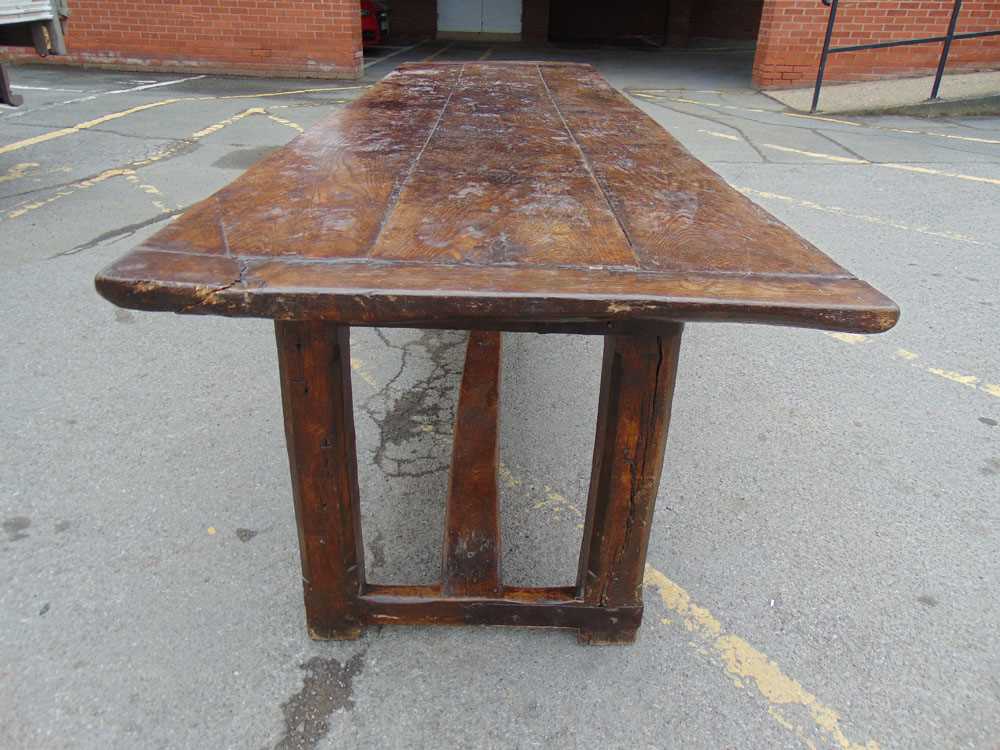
[2,43,999,750]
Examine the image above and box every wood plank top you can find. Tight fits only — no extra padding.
[96,62,898,334]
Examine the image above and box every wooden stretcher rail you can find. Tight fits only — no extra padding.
[442,330,503,596]
[359,584,642,631]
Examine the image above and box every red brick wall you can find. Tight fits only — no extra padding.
[753,0,1000,88]
[1,0,363,79]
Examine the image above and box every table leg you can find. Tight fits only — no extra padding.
[275,321,365,640]
[576,325,684,644]
[1,64,24,108]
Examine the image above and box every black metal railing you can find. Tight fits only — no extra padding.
[811,0,1000,113]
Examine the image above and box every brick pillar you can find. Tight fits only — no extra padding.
[751,0,824,89]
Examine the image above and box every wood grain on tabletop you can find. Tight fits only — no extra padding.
[96,62,898,334]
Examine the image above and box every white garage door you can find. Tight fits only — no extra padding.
[437,0,481,34]
[438,0,522,37]
[482,0,521,34]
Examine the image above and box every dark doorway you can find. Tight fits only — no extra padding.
[549,0,668,45]
[548,0,764,48]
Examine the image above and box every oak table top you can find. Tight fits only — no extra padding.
[96,62,898,335]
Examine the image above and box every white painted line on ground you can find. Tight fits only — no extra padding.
[12,85,83,92]
[107,76,208,95]
[363,42,420,70]
[2,74,208,120]
[698,129,741,141]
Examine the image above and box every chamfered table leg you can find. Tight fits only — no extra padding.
[275,321,365,640]
[576,325,684,644]
[0,64,24,108]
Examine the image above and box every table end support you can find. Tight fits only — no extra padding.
[276,321,366,641]
[576,325,684,644]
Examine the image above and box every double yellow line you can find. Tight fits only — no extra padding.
[0,85,366,157]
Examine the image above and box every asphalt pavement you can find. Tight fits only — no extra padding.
[2,42,999,750]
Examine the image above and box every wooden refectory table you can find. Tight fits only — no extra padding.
[96,62,898,644]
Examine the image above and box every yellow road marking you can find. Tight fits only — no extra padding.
[697,129,741,141]
[821,340,1000,401]
[423,42,454,62]
[124,173,174,214]
[917,129,1000,146]
[826,332,869,345]
[0,98,185,156]
[675,96,721,107]
[644,566,879,750]
[190,107,265,139]
[782,112,860,127]
[762,143,867,164]
[927,366,1000,398]
[509,463,881,746]
[631,91,1000,145]
[478,47,494,61]
[350,358,379,388]
[928,368,983,387]
[880,162,1000,186]
[0,87,361,157]
[768,706,819,750]
[2,104,304,222]
[216,85,366,100]
[0,162,40,183]
[534,485,584,521]
[762,143,1000,186]
[339,345,883,749]
[266,113,305,133]
[737,187,989,247]
[6,167,134,220]
[503,461,880,747]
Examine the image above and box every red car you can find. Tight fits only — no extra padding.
[361,0,389,47]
